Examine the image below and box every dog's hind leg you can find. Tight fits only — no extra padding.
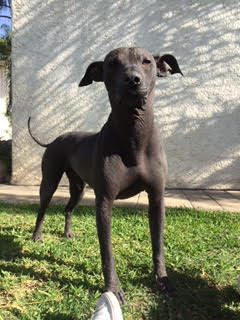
[32,164,64,241]
[64,169,86,238]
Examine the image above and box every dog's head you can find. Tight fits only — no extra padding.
[79,47,183,106]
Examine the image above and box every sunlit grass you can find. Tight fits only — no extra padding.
[0,203,239,319]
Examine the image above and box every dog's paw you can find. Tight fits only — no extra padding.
[32,231,42,242]
[106,286,126,305]
[64,230,75,239]
[114,288,126,305]
[156,275,177,297]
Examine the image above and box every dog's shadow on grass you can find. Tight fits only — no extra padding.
[127,266,240,320]
[0,249,100,293]
[0,233,23,261]
[42,314,78,320]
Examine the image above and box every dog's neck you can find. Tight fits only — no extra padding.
[108,92,155,155]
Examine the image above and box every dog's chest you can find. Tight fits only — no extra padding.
[105,152,151,199]
[116,165,146,199]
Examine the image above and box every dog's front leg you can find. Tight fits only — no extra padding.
[95,196,125,305]
[148,190,176,296]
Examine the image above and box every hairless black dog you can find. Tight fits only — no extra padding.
[28,47,183,304]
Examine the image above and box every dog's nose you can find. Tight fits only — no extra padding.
[125,73,142,86]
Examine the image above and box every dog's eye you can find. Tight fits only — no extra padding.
[142,59,151,65]
[108,59,120,67]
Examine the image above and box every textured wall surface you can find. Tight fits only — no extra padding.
[12,0,240,188]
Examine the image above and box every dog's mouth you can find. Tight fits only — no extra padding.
[126,85,148,99]
[126,88,148,110]
[122,85,148,110]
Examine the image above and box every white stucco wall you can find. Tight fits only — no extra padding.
[0,61,11,140]
[12,0,240,188]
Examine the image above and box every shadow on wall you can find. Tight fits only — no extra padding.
[12,0,240,188]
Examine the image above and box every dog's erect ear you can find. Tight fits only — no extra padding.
[79,61,104,87]
[154,54,183,77]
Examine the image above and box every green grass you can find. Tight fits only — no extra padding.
[0,202,239,320]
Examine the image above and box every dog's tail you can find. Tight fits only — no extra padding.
[28,117,49,148]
